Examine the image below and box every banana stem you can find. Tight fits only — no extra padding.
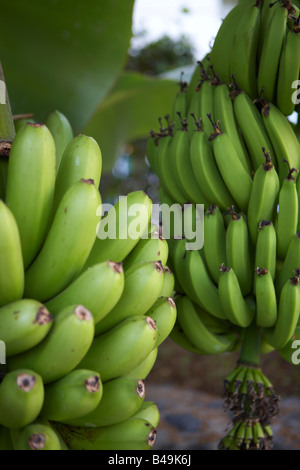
[0,62,15,142]
[238,321,262,367]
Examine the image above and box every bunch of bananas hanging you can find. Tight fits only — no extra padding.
[0,110,178,450]
[146,0,300,450]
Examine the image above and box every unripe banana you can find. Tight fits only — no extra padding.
[254,220,277,283]
[5,122,56,268]
[83,190,153,268]
[122,231,169,270]
[77,315,157,382]
[53,134,102,215]
[169,322,208,355]
[146,296,177,347]
[40,369,102,423]
[0,369,44,428]
[8,305,94,384]
[265,275,300,349]
[218,264,255,328]
[124,347,158,380]
[275,233,300,296]
[64,377,145,427]
[225,207,253,296]
[94,260,164,335]
[54,417,157,450]
[160,266,175,297]
[255,267,277,328]
[0,200,24,307]
[247,148,280,244]
[24,178,101,302]
[44,109,74,172]
[45,261,124,324]
[132,401,160,429]
[0,299,53,357]
[10,419,62,450]
[172,75,188,130]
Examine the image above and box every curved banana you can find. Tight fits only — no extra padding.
[197,64,215,138]
[83,190,153,268]
[0,369,44,428]
[265,274,300,349]
[189,117,236,210]
[64,376,145,427]
[255,220,277,283]
[54,417,157,450]
[0,299,53,357]
[10,419,63,450]
[160,266,175,297]
[5,122,56,269]
[218,264,255,328]
[226,207,253,296]
[203,204,227,284]
[7,305,95,384]
[255,267,277,327]
[132,401,160,429]
[276,162,299,260]
[24,178,101,302]
[44,109,74,172]
[40,369,102,423]
[122,231,169,270]
[176,295,237,355]
[45,260,125,324]
[247,148,280,244]
[0,200,24,307]
[146,296,177,347]
[169,322,209,354]
[52,134,102,215]
[276,18,300,116]
[257,1,288,103]
[208,117,253,213]
[77,315,158,383]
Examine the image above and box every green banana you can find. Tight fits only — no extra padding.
[230,85,276,172]
[160,266,175,297]
[189,116,236,210]
[10,419,62,450]
[122,231,169,270]
[275,233,300,296]
[257,1,288,103]
[40,369,102,423]
[5,122,56,269]
[176,295,237,355]
[260,100,300,184]
[254,220,277,282]
[208,117,253,213]
[197,64,215,138]
[172,74,188,130]
[146,296,177,347]
[0,369,44,428]
[203,204,227,284]
[265,274,300,349]
[77,315,158,382]
[83,190,153,268]
[0,299,53,357]
[124,347,158,380]
[7,305,95,384]
[132,401,160,429]
[276,18,300,116]
[64,376,145,427]
[169,322,208,354]
[0,200,24,307]
[213,79,252,173]
[45,260,125,324]
[255,267,278,327]
[44,109,74,172]
[226,207,253,295]
[172,238,227,319]
[276,162,299,260]
[53,134,102,216]
[218,264,255,328]
[230,0,262,99]
[94,260,164,335]
[24,178,101,302]
[54,417,157,450]
[247,148,280,244]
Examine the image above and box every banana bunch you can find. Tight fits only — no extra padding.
[0,112,178,450]
[210,0,300,117]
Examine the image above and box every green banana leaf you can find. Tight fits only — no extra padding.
[83,71,179,172]
[0,0,134,133]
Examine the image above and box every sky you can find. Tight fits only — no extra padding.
[131,0,237,63]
